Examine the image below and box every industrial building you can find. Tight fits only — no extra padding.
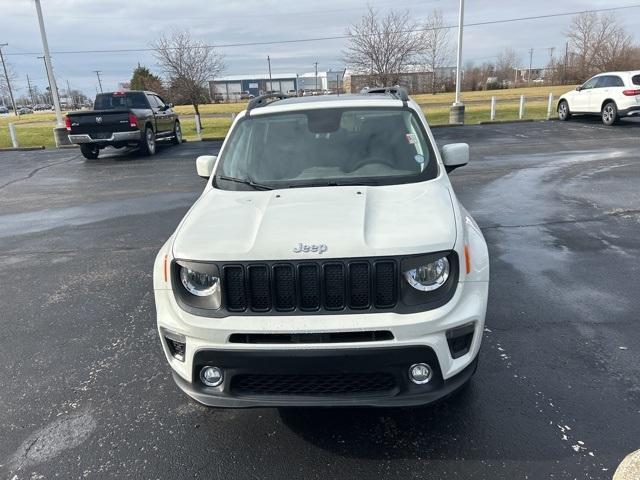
[210,70,347,101]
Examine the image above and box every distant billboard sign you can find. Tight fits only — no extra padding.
[249,82,258,88]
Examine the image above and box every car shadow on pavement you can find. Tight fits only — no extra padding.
[277,384,483,460]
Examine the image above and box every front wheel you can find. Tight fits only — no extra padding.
[602,102,618,126]
[557,100,571,121]
[80,144,99,160]
[171,121,182,145]
[139,126,156,156]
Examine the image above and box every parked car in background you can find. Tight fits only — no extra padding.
[17,107,34,115]
[239,91,255,100]
[0,106,8,114]
[65,90,181,160]
[558,71,640,125]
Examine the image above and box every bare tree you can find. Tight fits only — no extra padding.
[0,58,18,110]
[421,9,452,93]
[495,48,520,85]
[152,30,225,128]
[566,12,633,81]
[343,7,422,87]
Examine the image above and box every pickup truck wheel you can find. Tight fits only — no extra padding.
[172,121,182,145]
[80,144,99,160]
[139,126,156,156]
[557,100,571,121]
[602,102,618,126]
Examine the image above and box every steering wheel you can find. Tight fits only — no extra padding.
[347,156,397,173]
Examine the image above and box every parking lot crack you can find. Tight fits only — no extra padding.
[0,157,75,191]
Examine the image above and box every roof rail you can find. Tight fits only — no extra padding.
[246,93,290,112]
[360,86,409,102]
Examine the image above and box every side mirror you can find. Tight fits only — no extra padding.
[441,143,469,173]
[166,103,173,108]
[196,155,216,178]
[576,86,582,91]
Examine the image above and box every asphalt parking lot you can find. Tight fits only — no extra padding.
[1,118,639,479]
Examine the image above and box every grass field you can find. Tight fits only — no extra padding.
[0,84,576,149]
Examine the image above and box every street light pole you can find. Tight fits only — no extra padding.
[94,70,103,93]
[450,0,465,124]
[34,0,63,128]
[267,56,272,91]
[0,43,18,116]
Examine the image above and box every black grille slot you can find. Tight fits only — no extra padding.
[231,372,396,396]
[298,264,320,310]
[248,265,270,311]
[273,264,296,311]
[374,261,397,308]
[324,263,346,310]
[223,266,247,311]
[349,262,371,309]
[218,258,398,314]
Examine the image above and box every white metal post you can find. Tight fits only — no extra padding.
[453,0,465,106]
[34,0,63,128]
[519,95,526,119]
[195,114,201,140]
[490,96,496,121]
[546,92,554,120]
[8,123,18,148]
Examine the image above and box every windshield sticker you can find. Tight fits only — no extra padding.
[414,154,424,164]
[405,133,417,144]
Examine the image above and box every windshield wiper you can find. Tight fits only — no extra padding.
[216,175,273,191]
[288,180,380,188]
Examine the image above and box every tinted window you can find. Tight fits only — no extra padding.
[581,77,599,90]
[597,76,624,88]
[147,95,160,108]
[215,108,438,190]
[94,92,148,109]
[632,74,640,86]
[154,95,166,108]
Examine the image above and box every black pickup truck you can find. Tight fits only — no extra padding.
[65,90,181,159]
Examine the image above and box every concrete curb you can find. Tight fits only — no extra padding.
[478,119,536,125]
[200,137,226,142]
[0,146,45,151]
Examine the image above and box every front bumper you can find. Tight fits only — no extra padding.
[156,279,488,408]
[68,131,141,144]
[173,346,478,408]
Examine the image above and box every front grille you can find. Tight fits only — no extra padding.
[221,259,398,314]
[228,330,394,344]
[230,372,396,396]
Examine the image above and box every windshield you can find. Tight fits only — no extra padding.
[94,92,148,110]
[214,107,438,190]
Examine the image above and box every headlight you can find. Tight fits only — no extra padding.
[180,266,220,299]
[404,257,450,291]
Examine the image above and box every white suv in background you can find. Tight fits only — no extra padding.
[557,71,640,125]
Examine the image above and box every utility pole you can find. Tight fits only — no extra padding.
[450,0,465,124]
[267,56,272,91]
[27,74,36,105]
[314,62,318,92]
[0,43,18,116]
[94,70,103,93]
[34,0,63,129]
[528,48,534,86]
[66,79,73,108]
[37,56,53,104]
[564,41,569,85]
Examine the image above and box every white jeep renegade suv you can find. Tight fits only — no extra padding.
[558,71,640,125]
[153,88,489,408]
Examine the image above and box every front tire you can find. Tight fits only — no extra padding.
[80,144,99,160]
[557,100,571,121]
[171,121,182,145]
[602,102,618,126]
[139,126,156,156]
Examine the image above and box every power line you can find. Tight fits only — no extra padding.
[4,4,640,56]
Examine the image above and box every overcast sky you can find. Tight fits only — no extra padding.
[1,0,638,99]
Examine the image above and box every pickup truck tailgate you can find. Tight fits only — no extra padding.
[68,110,133,136]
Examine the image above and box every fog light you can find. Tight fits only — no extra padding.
[409,363,433,384]
[200,366,223,387]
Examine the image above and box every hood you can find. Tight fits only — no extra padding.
[172,181,457,261]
